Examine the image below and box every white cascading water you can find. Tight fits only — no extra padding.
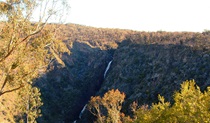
[79,104,87,119]
[104,60,113,78]
[73,103,87,122]
[73,60,113,123]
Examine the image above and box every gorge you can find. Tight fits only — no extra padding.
[33,24,210,122]
[74,60,113,122]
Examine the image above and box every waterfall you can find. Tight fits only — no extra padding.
[73,104,87,123]
[79,104,87,119]
[74,60,113,123]
[104,60,112,78]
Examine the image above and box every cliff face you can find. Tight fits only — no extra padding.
[35,24,210,122]
[36,41,113,122]
[35,24,131,122]
[100,40,210,110]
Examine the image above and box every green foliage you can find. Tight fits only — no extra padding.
[0,0,69,122]
[15,84,43,123]
[88,89,132,123]
[134,80,210,123]
[0,0,70,96]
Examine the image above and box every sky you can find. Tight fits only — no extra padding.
[67,0,210,32]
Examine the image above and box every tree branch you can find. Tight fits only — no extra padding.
[0,84,24,96]
[0,15,51,63]
[0,65,12,91]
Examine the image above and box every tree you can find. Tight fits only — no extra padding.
[134,80,210,123]
[0,0,69,95]
[15,83,43,123]
[0,0,69,122]
[102,89,126,123]
[171,80,210,122]
[88,89,130,123]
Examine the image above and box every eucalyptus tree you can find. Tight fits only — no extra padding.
[0,0,70,122]
[0,0,69,95]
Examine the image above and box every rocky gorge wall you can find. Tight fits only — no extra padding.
[34,24,210,122]
[36,41,114,122]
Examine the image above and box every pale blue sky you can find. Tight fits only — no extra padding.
[67,0,210,32]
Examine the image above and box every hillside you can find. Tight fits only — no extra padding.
[38,24,210,122]
[1,23,210,122]
[36,24,210,122]
[35,24,137,122]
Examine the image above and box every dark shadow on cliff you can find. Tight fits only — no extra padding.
[34,41,114,123]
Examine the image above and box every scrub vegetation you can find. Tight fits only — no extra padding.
[1,1,210,122]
